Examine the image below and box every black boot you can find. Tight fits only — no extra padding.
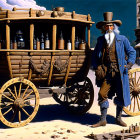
[116,106,127,127]
[91,107,107,128]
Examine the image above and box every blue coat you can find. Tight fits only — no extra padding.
[92,32,136,107]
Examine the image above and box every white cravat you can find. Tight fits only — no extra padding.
[105,32,115,46]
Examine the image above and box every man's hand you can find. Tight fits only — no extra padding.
[124,62,133,70]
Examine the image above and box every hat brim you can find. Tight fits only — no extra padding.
[96,20,122,29]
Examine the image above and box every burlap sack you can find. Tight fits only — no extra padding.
[95,65,107,80]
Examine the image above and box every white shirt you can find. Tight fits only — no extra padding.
[105,31,115,47]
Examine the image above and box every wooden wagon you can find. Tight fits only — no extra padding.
[0,7,95,127]
[0,7,139,128]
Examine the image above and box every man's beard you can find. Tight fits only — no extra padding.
[105,31,115,46]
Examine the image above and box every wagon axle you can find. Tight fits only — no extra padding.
[14,98,25,108]
[132,86,140,96]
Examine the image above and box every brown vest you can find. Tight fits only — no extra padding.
[103,38,119,72]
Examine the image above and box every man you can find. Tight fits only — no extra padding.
[92,12,136,127]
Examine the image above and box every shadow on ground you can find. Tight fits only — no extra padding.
[0,104,132,129]
[33,104,128,125]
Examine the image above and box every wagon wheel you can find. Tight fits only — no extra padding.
[0,77,40,127]
[53,77,94,114]
[123,68,140,116]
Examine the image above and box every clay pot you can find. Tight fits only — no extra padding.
[55,7,64,12]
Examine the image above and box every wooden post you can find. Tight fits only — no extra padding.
[6,23,10,49]
[71,25,75,50]
[6,23,13,78]
[48,24,57,85]
[28,23,34,80]
[72,11,75,19]
[52,24,57,50]
[87,25,90,49]
[30,23,34,50]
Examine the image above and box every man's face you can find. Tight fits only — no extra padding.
[104,24,114,32]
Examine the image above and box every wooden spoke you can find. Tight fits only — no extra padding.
[7,88,16,99]
[18,83,22,98]
[24,97,35,103]
[2,94,14,102]
[73,97,78,104]
[133,97,135,112]
[129,82,134,87]
[23,90,34,100]
[24,104,35,107]
[137,76,140,85]
[136,96,140,111]
[3,107,12,116]
[21,108,30,117]
[1,102,13,109]
[138,95,140,100]
[129,104,131,111]
[22,85,29,98]
[131,78,135,86]
[18,110,21,123]
[14,85,18,98]
[131,96,134,101]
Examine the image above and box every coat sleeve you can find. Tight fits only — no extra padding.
[123,36,136,64]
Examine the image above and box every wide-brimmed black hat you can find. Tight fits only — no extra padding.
[96,12,122,29]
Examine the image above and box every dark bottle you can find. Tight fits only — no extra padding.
[58,31,64,50]
[75,36,79,50]
[40,33,44,50]
[33,36,37,50]
[44,33,50,50]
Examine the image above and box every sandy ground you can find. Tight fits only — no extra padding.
[0,65,140,140]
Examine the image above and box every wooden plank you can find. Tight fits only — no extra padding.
[88,25,90,48]
[11,64,81,71]
[71,25,75,50]
[30,23,34,50]
[7,53,13,78]
[6,24,12,78]
[12,65,29,69]
[6,24,10,49]
[10,56,31,60]
[10,59,85,65]
[3,49,88,53]
[52,24,57,50]
[12,74,28,78]
[48,55,54,85]
[11,63,83,68]
[12,69,29,74]
[9,52,29,55]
